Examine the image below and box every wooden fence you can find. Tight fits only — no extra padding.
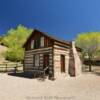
[0,64,23,73]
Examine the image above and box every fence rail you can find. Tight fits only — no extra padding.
[0,64,23,73]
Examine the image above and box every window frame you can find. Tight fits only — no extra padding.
[31,40,34,49]
[34,54,40,67]
[34,38,40,49]
[41,37,44,47]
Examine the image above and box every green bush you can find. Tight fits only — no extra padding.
[5,48,24,62]
[1,25,32,62]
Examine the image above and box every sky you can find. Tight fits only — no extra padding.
[0,0,100,40]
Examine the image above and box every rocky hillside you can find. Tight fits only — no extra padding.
[0,45,8,63]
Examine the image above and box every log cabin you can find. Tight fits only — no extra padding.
[23,29,82,79]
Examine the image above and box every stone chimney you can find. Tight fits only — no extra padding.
[72,41,82,76]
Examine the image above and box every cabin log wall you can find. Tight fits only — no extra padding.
[53,42,70,78]
[23,29,82,79]
[24,47,53,74]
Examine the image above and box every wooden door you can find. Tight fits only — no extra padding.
[61,55,65,73]
[43,54,49,68]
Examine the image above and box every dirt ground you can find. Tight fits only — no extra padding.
[0,72,100,100]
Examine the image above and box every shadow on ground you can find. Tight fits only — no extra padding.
[8,72,46,81]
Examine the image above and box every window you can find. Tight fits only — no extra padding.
[32,37,44,49]
[34,38,40,49]
[35,55,39,66]
[41,37,44,47]
[31,40,34,49]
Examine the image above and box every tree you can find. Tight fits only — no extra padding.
[75,32,100,71]
[1,25,33,62]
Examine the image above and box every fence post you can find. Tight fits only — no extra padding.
[15,64,17,73]
[6,64,7,72]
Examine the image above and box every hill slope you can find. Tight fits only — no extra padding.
[0,45,8,63]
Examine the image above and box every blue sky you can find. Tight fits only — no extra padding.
[0,0,100,40]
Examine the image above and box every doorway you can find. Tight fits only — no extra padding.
[43,54,49,68]
[43,54,49,74]
[61,55,65,73]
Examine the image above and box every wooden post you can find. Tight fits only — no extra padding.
[15,64,18,73]
[6,64,7,72]
[15,67,16,73]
